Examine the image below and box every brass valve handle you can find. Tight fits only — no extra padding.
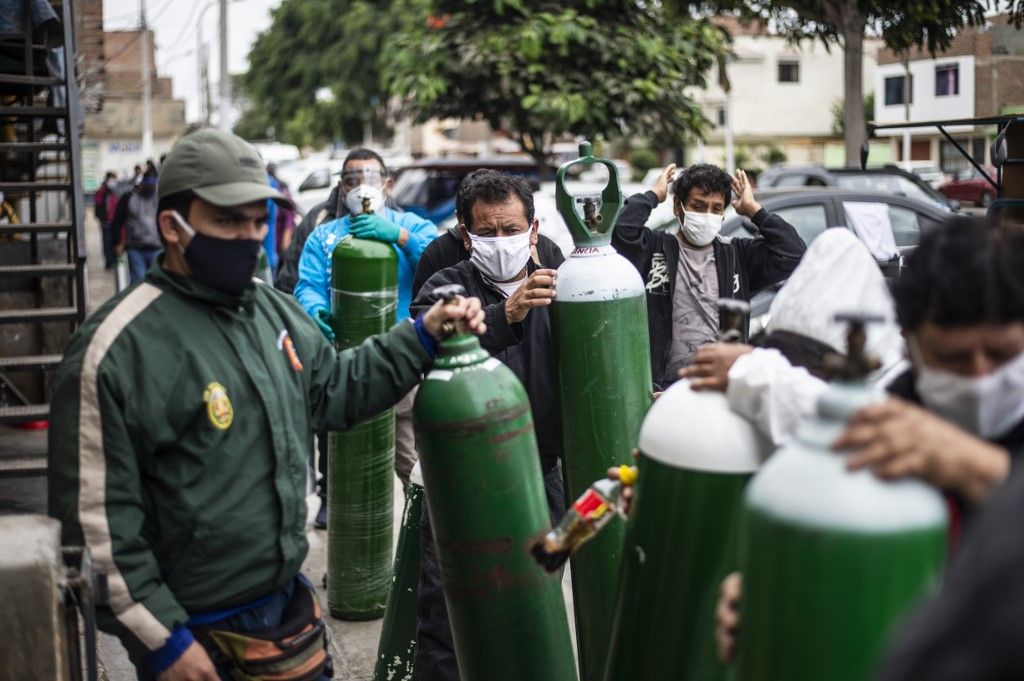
[823,313,885,381]
[432,284,467,337]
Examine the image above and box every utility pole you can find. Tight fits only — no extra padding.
[140,0,153,161]
[196,2,219,126]
[218,0,230,130]
[197,12,209,125]
[718,55,734,173]
[724,96,735,174]
[196,41,207,125]
[902,57,912,168]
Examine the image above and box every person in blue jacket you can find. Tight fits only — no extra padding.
[295,147,437,526]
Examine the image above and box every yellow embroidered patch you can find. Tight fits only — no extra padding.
[203,382,233,430]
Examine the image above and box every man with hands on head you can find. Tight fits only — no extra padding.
[47,128,486,681]
[613,162,806,390]
[410,171,565,681]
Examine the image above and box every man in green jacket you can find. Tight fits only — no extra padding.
[47,128,485,681]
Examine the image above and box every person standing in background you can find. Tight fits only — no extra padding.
[93,171,119,270]
[112,170,162,284]
[268,163,296,257]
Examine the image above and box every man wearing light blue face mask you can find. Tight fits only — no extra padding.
[613,162,806,389]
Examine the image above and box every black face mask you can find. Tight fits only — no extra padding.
[173,212,260,296]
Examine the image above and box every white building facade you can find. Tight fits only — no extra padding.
[690,25,885,170]
[873,56,981,168]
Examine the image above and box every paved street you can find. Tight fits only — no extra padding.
[0,212,576,680]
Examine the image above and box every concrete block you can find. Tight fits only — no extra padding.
[0,514,68,681]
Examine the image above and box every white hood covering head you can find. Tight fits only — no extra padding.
[767,228,905,376]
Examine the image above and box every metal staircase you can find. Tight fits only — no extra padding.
[0,0,88,473]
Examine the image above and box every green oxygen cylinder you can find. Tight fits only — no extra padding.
[413,285,577,681]
[734,315,948,681]
[372,461,425,681]
[327,227,399,620]
[603,300,770,681]
[551,141,652,681]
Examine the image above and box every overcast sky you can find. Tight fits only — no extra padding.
[104,0,280,124]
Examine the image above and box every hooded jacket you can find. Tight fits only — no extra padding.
[112,189,161,250]
[727,228,908,445]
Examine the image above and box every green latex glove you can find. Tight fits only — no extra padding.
[315,308,336,343]
[350,213,400,243]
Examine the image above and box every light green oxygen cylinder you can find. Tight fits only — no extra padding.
[413,285,577,681]
[372,461,425,681]
[734,316,948,681]
[604,301,770,681]
[551,141,652,681]
[327,232,399,620]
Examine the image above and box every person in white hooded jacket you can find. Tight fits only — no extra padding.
[680,227,906,445]
[713,216,1024,668]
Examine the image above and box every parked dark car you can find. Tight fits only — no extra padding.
[757,165,959,213]
[938,166,999,207]
[390,158,553,225]
[650,187,950,335]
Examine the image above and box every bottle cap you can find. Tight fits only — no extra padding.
[618,464,638,486]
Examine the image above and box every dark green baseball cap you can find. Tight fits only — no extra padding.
[158,128,293,209]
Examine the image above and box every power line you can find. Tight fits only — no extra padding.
[78,0,184,83]
[150,0,176,23]
[165,0,205,49]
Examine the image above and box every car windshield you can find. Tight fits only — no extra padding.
[391,168,429,207]
[835,173,940,206]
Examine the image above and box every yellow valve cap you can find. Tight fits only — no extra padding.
[618,464,638,486]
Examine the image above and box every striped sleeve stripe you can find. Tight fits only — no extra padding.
[76,283,170,650]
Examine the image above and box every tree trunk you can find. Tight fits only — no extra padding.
[517,131,552,181]
[839,9,866,168]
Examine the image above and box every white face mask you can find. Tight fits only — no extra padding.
[911,339,1024,439]
[344,184,385,215]
[468,231,532,283]
[679,211,724,247]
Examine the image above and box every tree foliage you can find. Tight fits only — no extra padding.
[384,0,728,168]
[685,0,1024,166]
[699,0,1023,52]
[237,0,413,146]
[831,92,875,137]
